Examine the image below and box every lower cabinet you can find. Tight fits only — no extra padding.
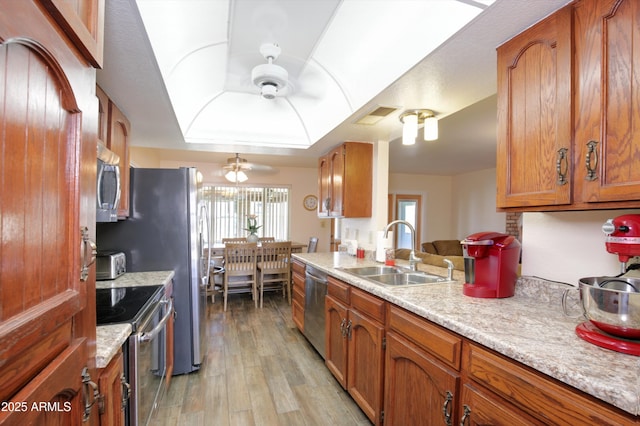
[311,270,640,425]
[325,277,385,425]
[98,350,127,426]
[292,260,305,332]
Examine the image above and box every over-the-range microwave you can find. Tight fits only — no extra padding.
[96,143,121,222]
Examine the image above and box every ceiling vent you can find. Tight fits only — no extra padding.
[355,106,399,125]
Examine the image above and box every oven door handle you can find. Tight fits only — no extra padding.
[139,298,173,343]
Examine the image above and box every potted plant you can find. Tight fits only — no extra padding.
[244,214,262,242]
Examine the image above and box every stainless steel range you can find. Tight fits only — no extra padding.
[96,285,172,425]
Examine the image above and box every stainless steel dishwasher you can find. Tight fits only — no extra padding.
[303,265,328,359]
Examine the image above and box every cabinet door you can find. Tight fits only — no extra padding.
[329,147,345,216]
[459,383,544,426]
[0,5,97,422]
[292,271,305,331]
[347,308,384,425]
[384,332,460,426]
[325,295,348,388]
[575,0,640,203]
[99,351,125,426]
[39,0,105,67]
[496,6,573,208]
[318,155,331,216]
[107,101,131,218]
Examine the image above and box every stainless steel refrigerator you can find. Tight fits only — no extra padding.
[97,167,210,375]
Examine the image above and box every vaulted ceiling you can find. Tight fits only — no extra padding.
[96,0,571,175]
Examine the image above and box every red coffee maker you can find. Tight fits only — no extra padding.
[462,231,521,298]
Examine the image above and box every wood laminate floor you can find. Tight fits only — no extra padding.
[155,292,371,426]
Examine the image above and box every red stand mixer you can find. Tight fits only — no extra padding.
[461,232,521,298]
[573,214,640,355]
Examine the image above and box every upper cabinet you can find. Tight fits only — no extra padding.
[39,0,105,67]
[318,142,373,218]
[108,101,131,219]
[496,5,573,209]
[497,0,640,211]
[97,85,131,219]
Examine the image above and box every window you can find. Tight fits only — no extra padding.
[202,185,290,242]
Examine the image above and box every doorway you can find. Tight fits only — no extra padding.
[390,194,422,250]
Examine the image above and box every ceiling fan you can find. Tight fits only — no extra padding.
[222,153,277,183]
[251,43,289,99]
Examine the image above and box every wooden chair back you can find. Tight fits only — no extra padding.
[222,237,247,244]
[257,241,292,308]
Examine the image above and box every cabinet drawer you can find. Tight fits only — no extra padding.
[351,287,384,323]
[292,259,305,276]
[328,276,350,304]
[292,284,304,305]
[388,305,461,370]
[292,299,304,332]
[463,342,636,426]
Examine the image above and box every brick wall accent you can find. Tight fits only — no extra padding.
[506,212,522,241]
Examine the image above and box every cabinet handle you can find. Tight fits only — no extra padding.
[442,391,453,426]
[585,140,598,181]
[346,319,353,340]
[459,404,471,426]
[556,148,569,185]
[340,318,347,337]
[80,226,97,282]
[120,373,131,411]
[81,367,103,421]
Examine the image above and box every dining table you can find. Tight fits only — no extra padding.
[206,241,307,299]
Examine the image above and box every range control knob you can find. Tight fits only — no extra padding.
[602,219,616,235]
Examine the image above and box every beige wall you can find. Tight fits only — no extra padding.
[452,168,505,239]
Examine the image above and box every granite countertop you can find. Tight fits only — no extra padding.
[95,271,175,369]
[293,252,640,416]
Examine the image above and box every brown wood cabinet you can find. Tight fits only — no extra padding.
[496,5,573,209]
[325,277,384,425]
[292,259,306,332]
[385,305,461,426]
[0,1,102,424]
[574,0,640,205]
[497,0,640,211]
[318,142,373,218]
[461,342,637,425]
[96,85,131,218]
[98,351,127,426]
[107,100,131,219]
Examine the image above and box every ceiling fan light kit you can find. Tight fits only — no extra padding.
[251,43,289,99]
[399,109,438,144]
[225,170,248,183]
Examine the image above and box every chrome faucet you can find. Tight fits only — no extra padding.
[443,258,454,281]
[384,220,420,271]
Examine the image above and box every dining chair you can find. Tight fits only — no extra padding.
[256,241,292,308]
[307,237,319,253]
[259,237,275,242]
[222,242,258,311]
[222,237,247,244]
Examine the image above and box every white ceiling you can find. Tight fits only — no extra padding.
[96,0,571,175]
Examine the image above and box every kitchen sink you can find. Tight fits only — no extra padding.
[366,272,447,286]
[339,266,405,276]
[339,266,450,287]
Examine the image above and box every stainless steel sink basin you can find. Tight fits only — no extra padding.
[339,266,404,276]
[339,266,450,287]
[367,272,448,286]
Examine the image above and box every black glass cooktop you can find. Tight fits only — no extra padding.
[96,285,163,330]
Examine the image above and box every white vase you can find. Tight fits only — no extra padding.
[247,233,259,243]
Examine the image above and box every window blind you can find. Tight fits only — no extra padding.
[202,185,290,242]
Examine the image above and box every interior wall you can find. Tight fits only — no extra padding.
[452,168,505,239]
[129,148,330,252]
[388,173,453,244]
[521,209,640,285]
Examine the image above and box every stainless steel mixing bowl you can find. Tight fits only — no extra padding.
[578,277,640,339]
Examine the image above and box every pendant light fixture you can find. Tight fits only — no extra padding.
[399,109,438,145]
